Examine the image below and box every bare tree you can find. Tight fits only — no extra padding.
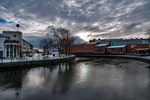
[39,27,74,56]
[52,27,74,56]
[146,29,150,37]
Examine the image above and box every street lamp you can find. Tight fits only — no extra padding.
[16,24,20,32]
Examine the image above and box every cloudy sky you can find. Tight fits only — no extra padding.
[0,0,150,47]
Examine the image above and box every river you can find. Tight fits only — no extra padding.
[0,57,150,100]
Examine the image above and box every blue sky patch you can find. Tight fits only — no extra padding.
[0,18,13,23]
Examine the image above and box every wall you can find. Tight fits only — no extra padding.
[0,37,5,51]
[70,45,83,53]
[94,45,110,54]
[0,56,76,70]
[70,43,99,53]
[0,37,7,58]
[3,31,22,42]
[149,39,150,49]
[107,47,126,54]
[127,44,149,53]
[22,39,32,56]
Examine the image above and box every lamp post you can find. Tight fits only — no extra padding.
[16,24,20,32]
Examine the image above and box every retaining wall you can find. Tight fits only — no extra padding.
[0,56,76,71]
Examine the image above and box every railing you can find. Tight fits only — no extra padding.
[0,54,75,64]
[100,54,150,60]
[1,54,150,64]
[75,53,150,60]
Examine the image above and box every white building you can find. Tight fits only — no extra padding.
[0,31,33,59]
[0,34,9,59]
[45,47,59,56]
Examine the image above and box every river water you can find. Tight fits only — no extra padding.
[0,57,150,100]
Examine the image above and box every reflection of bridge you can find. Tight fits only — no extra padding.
[74,54,150,64]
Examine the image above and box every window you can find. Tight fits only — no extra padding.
[111,48,122,52]
[6,45,9,57]
[13,35,16,37]
[10,45,13,57]
[95,47,104,52]
[142,40,148,44]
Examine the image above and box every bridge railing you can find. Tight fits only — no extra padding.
[75,54,150,60]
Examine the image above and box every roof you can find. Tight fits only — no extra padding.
[86,42,99,45]
[22,39,33,46]
[0,34,9,38]
[95,43,109,47]
[107,45,126,49]
[3,31,22,34]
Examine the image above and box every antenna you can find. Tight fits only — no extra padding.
[16,24,20,32]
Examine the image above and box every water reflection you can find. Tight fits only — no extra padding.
[0,69,30,100]
[0,58,150,100]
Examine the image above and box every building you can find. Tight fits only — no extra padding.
[45,46,59,56]
[0,34,9,59]
[0,31,33,59]
[94,43,110,54]
[69,38,150,55]
[22,39,33,56]
[70,42,99,54]
[107,45,127,54]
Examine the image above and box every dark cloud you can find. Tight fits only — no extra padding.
[83,26,104,33]
[123,22,141,32]
[0,0,150,46]
[23,36,45,48]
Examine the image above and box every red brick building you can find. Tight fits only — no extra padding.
[107,45,127,54]
[94,43,110,54]
[127,44,149,54]
[70,42,99,54]
[70,38,150,55]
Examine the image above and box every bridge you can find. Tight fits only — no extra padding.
[73,54,150,64]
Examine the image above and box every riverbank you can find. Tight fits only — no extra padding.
[0,55,76,71]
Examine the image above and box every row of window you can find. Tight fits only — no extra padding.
[94,47,104,52]
[110,40,149,45]
[72,49,93,52]
[6,45,20,57]
[72,48,122,53]
[111,48,122,52]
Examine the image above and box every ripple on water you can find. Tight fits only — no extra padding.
[0,58,150,100]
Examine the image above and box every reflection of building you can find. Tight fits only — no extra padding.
[0,31,33,59]
[0,69,30,99]
[70,38,150,55]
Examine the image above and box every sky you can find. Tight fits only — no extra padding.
[0,0,150,47]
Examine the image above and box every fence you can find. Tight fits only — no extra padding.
[0,54,73,64]
[1,54,150,64]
